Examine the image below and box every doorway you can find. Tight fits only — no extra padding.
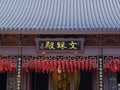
[52,72,71,90]
[31,72,49,90]
[0,73,7,90]
[79,71,92,90]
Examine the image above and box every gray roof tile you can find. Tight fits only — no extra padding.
[0,0,120,31]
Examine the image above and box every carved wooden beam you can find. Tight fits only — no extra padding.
[16,35,25,46]
[0,34,6,46]
[94,35,107,46]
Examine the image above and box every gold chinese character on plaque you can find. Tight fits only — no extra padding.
[57,42,67,50]
[45,41,55,49]
[69,41,77,49]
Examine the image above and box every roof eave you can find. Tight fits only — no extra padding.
[0,30,120,34]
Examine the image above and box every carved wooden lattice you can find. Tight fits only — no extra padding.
[7,73,16,90]
[23,55,98,72]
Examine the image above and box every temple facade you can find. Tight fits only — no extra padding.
[0,0,120,90]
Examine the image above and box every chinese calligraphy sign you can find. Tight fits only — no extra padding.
[39,41,80,50]
[35,38,84,53]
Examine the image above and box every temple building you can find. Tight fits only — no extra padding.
[0,0,120,90]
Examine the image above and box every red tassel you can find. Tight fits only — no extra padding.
[57,61,61,73]
[45,60,49,73]
[53,60,57,72]
[118,60,120,72]
[23,67,29,72]
[50,60,54,72]
[51,60,57,72]
[65,61,70,73]
[85,60,89,71]
[70,60,73,73]
[41,60,45,73]
[8,63,13,72]
[88,60,92,71]
[81,61,84,71]
[61,60,65,72]
[0,63,3,72]
[37,61,41,73]
[57,74,61,80]
[77,61,81,71]
[73,61,77,72]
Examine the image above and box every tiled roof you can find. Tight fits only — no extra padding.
[0,0,120,32]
